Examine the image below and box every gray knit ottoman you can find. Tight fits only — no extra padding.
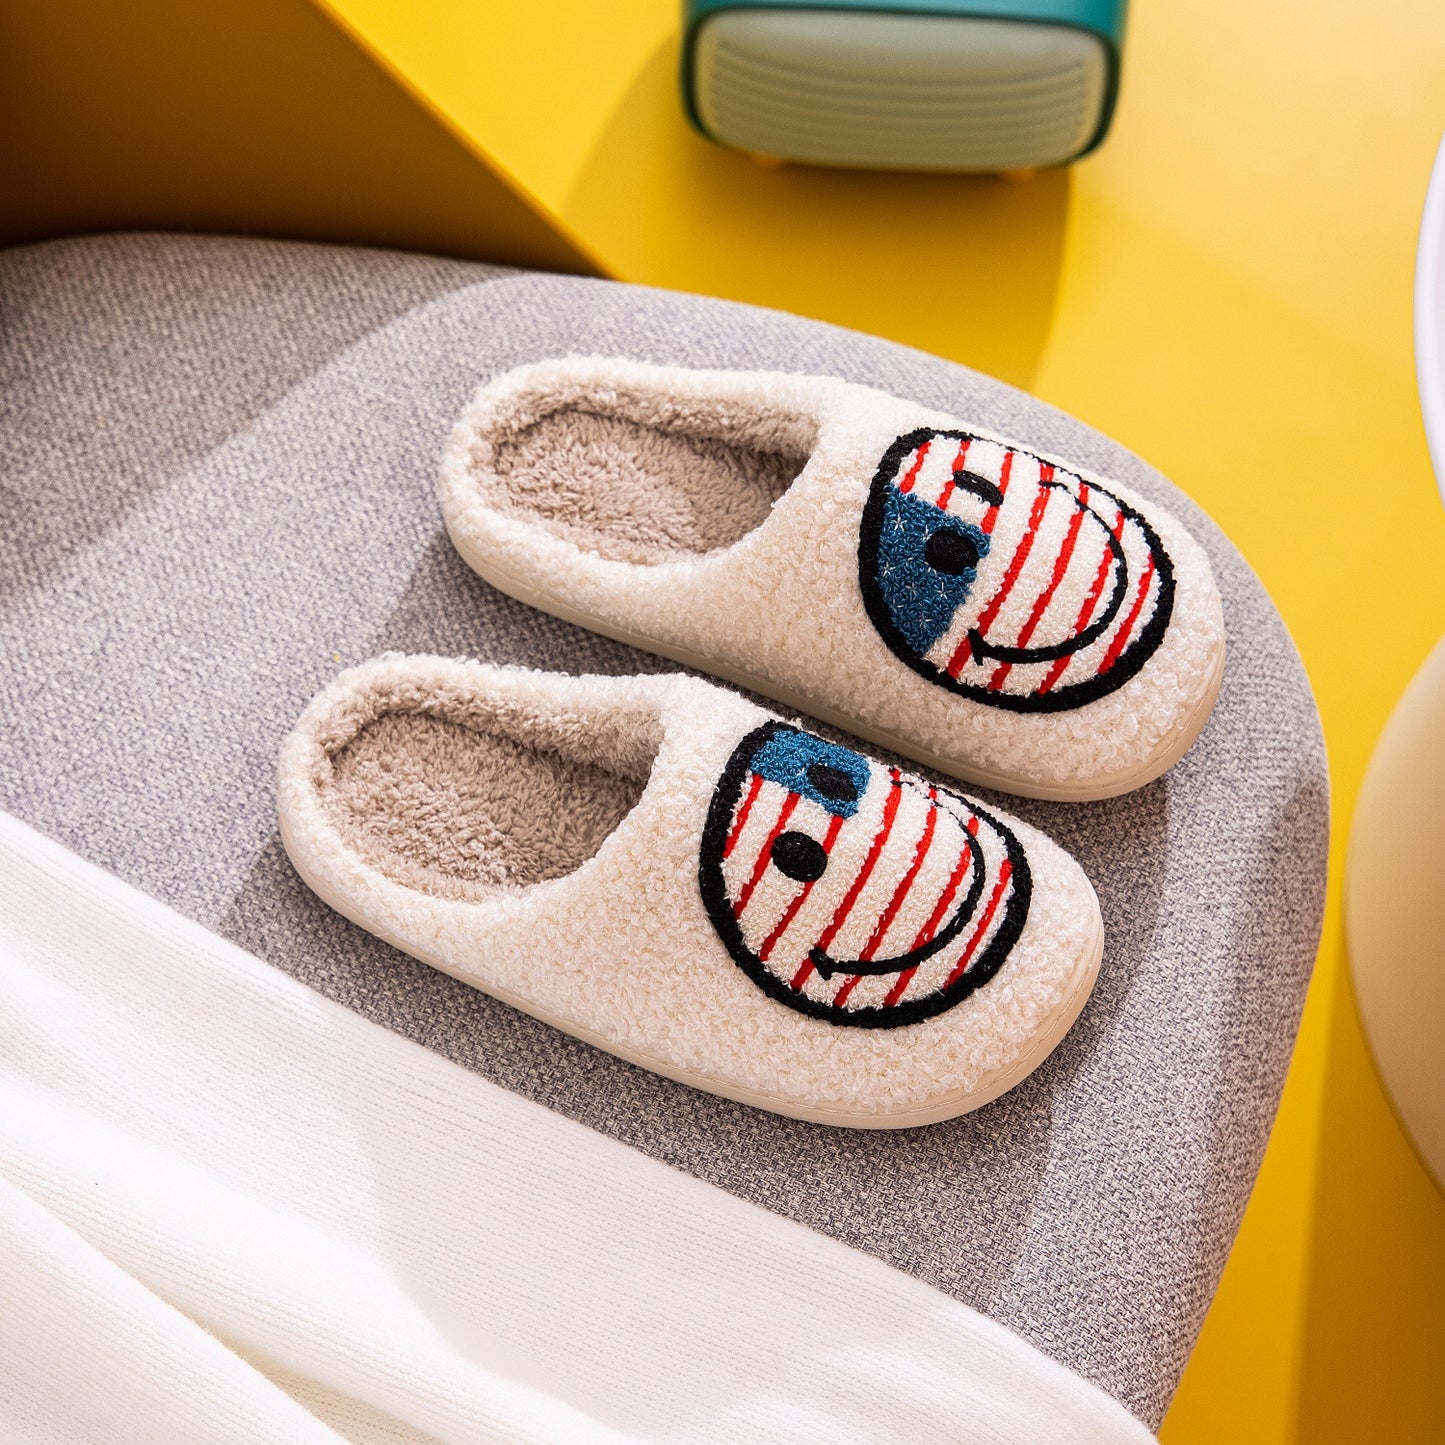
[0,234,1328,1428]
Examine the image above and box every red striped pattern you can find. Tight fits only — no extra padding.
[943,859,1014,990]
[938,449,1013,675]
[947,464,1049,679]
[883,433,1167,704]
[900,440,1164,702]
[724,751,1018,1017]
[1095,553,1157,677]
[1037,501,1128,696]
[985,466,1079,693]
[898,440,931,495]
[912,815,981,950]
[982,448,1014,535]
[877,815,980,1008]
[858,787,938,960]
[732,791,799,919]
[812,773,903,955]
[878,965,913,1009]
[791,773,903,992]
[723,772,764,859]
[934,438,971,510]
[1011,472,1082,652]
[758,813,845,963]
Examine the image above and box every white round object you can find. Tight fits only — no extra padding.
[1415,128,1445,505]
[1348,637,1445,1189]
[1346,126,1445,1189]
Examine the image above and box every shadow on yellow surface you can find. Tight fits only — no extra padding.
[0,0,594,274]
[565,38,1070,391]
[1293,957,1445,1442]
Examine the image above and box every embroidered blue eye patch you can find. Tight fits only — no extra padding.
[747,729,871,819]
[873,486,991,657]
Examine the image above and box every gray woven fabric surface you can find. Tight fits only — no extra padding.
[0,233,1328,1427]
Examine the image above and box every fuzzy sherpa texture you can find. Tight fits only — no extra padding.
[438,357,1225,799]
[478,402,808,564]
[278,655,1103,1124]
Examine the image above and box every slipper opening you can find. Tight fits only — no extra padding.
[469,372,818,564]
[311,676,662,902]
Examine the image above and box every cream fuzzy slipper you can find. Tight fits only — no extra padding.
[278,655,1104,1127]
[439,357,1225,801]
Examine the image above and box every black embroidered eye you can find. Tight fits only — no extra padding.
[806,762,857,803]
[924,528,980,576]
[771,831,828,883]
[952,469,1004,506]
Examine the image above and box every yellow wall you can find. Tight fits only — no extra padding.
[0,0,598,274]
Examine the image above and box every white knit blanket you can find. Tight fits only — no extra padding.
[0,811,1154,1444]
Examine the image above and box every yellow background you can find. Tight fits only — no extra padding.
[4,0,1444,1435]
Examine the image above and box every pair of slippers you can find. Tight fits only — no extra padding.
[279,358,1225,1128]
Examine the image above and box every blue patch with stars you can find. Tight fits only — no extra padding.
[749,729,870,819]
[874,487,990,656]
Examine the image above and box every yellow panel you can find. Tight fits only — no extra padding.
[316,0,669,208]
[314,0,1076,390]
[0,0,599,274]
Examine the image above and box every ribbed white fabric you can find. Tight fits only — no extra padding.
[0,812,1155,1445]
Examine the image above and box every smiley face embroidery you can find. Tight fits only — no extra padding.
[858,428,1176,713]
[698,723,1031,1027]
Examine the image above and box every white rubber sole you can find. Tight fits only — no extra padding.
[451,540,1225,803]
[279,812,1104,1129]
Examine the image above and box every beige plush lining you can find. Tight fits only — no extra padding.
[314,677,661,903]
[470,378,817,565]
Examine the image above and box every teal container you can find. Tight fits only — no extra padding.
[682,0,1127,172]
